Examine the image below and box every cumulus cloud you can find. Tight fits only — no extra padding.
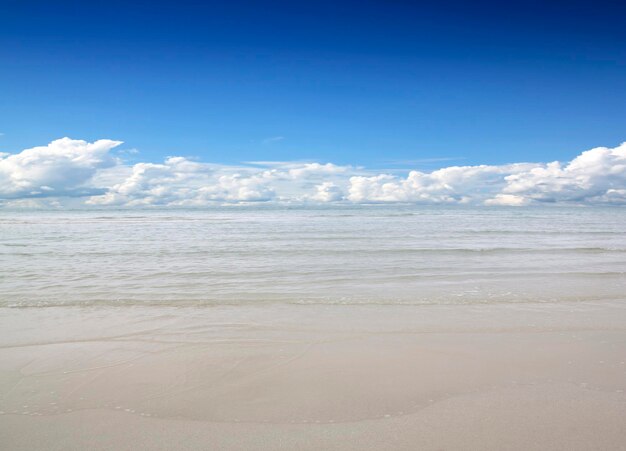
[286,162,346,179]
[1,138,626,207]
[0,137,121,198]
[347,163,537,204]
[87,158,347,206]
[309,182,344,202]
[88,157,224,206]
[483,194,530,206]
[493,143,626,204]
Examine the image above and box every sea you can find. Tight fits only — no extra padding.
[1,206,625,308]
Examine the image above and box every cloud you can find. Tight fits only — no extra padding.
[0,137,121,199]
[347,163,537,204]
[309,182,344,202]
[1,138,626,207]
[494,143,626,204]
[87,157,219,206]
[286,162,347,179]
[483,194,530,206]
[87,156,348,206]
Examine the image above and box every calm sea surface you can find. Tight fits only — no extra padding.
[1,206,625,307]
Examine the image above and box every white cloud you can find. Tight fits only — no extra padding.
[0,137,121,198]
[87,157,214,206]
[309,182,344,202]
[87,156,348,206]
[347,163,537,204]
[1,138,626,207]
[286,162,347,179]
[495,143,626,204]
[484,194,530,206]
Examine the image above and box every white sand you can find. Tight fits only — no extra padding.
[1,301,626,450]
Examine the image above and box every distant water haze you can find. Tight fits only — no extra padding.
[2,206,626,308]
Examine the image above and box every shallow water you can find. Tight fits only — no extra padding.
[1,206,626,307]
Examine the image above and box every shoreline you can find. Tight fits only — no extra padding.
[1,301,626,449]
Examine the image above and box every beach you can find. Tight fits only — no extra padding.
[4,0,626,447]
[1,207,626,449]
[1,302,626,450]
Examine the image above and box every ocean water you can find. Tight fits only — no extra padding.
[1,206,625,308]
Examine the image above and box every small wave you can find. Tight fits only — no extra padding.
[464,230,626,236]
[3,293,625,309]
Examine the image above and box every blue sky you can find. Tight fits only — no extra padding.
[1,0,625,169]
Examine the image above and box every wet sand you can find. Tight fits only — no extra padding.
[1,301,626,450]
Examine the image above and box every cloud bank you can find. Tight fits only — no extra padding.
[1,138,626,207]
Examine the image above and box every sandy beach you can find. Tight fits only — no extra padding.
[3,0,626,447]
[1,301,625,450]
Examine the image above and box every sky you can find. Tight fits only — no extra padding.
[1,0,626,206]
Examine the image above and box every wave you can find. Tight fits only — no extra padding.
[4,246,626,256]
[3,293,625,309]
